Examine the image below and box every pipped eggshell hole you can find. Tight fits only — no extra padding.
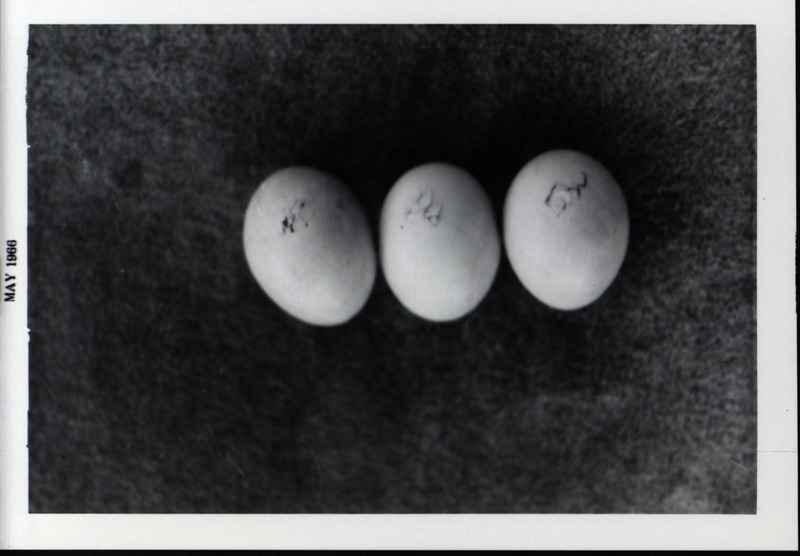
[503,150,629,310]
[242,167,377,326]
[380,163,501,322]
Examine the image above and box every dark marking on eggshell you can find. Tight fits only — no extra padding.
[281,199,310,234]
[405,190,443,226]
[545,172,589,216]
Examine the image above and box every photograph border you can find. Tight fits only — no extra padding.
[1,0,796,550]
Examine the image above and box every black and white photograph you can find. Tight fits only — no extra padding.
[0,0,796,550]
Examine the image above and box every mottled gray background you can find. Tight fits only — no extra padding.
[27,25,756,513]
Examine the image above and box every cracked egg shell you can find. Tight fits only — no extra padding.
[380,163,501,322]
[503,150,629,310]
[242,167,376,326]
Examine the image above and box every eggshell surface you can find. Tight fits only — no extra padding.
[380,163,501,321]
[503,150,629,310]
[242,167,376,326]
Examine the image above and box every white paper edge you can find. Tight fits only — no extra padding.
[0,0,796,550]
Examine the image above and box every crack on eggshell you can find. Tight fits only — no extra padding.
[405,190,443,226]
[545,172,588,216]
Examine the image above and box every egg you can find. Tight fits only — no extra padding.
[242,167,376,326]
[380,163,501,321]
[503,150,629,310]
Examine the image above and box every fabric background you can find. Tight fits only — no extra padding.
[27,24,756,513]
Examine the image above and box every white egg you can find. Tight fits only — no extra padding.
[380,163,501,321]
[503,150,629,310]
[242,167,376,326]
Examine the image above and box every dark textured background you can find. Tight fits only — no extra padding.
[27,25,756,513]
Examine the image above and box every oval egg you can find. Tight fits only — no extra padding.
[503,150,629,310]
[380,163,501,322]
[242,166,376,326]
